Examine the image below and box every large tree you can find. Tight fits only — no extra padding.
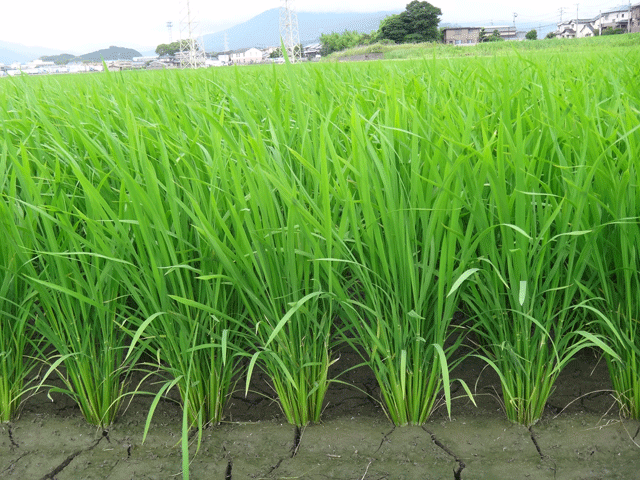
[379,1,442,44]
[155,42,181,57]
[379,14,410,44]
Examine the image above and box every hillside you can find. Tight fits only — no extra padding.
[203,9,399,51]
[0,40,66,64]
[76,46,142,62]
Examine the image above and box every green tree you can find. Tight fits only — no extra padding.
[481,29,504,43]
[403,0,442,41]
[602,27,624,35]
[378,1,442,44]
[526,29,538,40]
[379,14,408,43]
[155,41,181,57]
[320,30,370,56]
[545,32,557,39]
[479,27,487,43]
[270,47,282,58]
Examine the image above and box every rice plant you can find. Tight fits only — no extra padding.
[327,65,479,425]
[1,36,639,476]
[0,145,41,422]
[583,118,640,419]
[9,146,135,427]
[180,102,344,427]
[449,54,622,425]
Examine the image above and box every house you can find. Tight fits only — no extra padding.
[631,3,640,33]
[146,61,168,70]
[594,6,633,32]
[555,3,640,37]
[303,43,322,60]
[442,26,517,45]
[229,47,262,65]
[556,19,594,38]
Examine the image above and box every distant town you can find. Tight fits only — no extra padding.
[1,2,638,78]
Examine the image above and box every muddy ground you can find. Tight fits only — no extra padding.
[2,349,639,479]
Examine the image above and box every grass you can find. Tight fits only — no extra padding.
[327,32,640,61]
[0,37,639,477]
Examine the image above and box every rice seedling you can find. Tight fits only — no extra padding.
[587,217,640,419]
[0,144,42,422]
[326,63,479,426]
[179,96,344,427]
[581,101,640,418]
[92,85,249,434]
[7,143,136,427]
[449,54,623,426]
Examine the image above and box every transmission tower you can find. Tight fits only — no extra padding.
[179,0,206,68]
[280,0,301,63]
[167,22,173,43]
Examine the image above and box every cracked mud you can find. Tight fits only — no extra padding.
[1,350,639,479]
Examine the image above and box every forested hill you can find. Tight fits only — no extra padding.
[40,46,142,64]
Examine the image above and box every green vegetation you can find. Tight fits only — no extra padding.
[320,1,442,55]
[1,33,640,476]
[320,30,381,56]
[479,27,504,43]
[378,1,442,44]
[326,31,640,60]
[39,53,77,65]
[526,29,538,40]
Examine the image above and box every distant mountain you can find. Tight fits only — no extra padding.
[0,40,68,65]
[76,46,141,62]
[203,9,400,52]
[0,42,142,65]
[40,53,77,65]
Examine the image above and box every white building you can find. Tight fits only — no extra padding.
[229,47,262,65]
[556,4,640,38]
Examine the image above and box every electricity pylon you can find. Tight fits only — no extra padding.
[280,0,301,62]
[179,0,206,68]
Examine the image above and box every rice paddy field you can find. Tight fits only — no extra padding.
[1,34,640,479]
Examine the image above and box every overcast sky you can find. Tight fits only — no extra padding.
[1,0,629,53]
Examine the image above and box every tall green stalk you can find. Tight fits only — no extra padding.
[0,143,41,422]
[334,69,476,425]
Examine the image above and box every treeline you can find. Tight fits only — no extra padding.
[320,1,442,56]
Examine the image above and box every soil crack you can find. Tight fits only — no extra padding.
[528,426,557,478]
[38,433,106,480]
[8,423,20,449]
[375,426,395,453]
[291,425,302,457]
[225,458,233,480]
[421,426,465,480]
[528,426,544,459]
[2,452,30,476]
[266,458,283,475]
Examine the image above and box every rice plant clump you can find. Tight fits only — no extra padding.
[0,36,638,457]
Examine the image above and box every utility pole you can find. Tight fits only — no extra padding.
[629,1,632,33]
[513,12,518,32]
[575,3,579,21]
[599,10,602,35]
